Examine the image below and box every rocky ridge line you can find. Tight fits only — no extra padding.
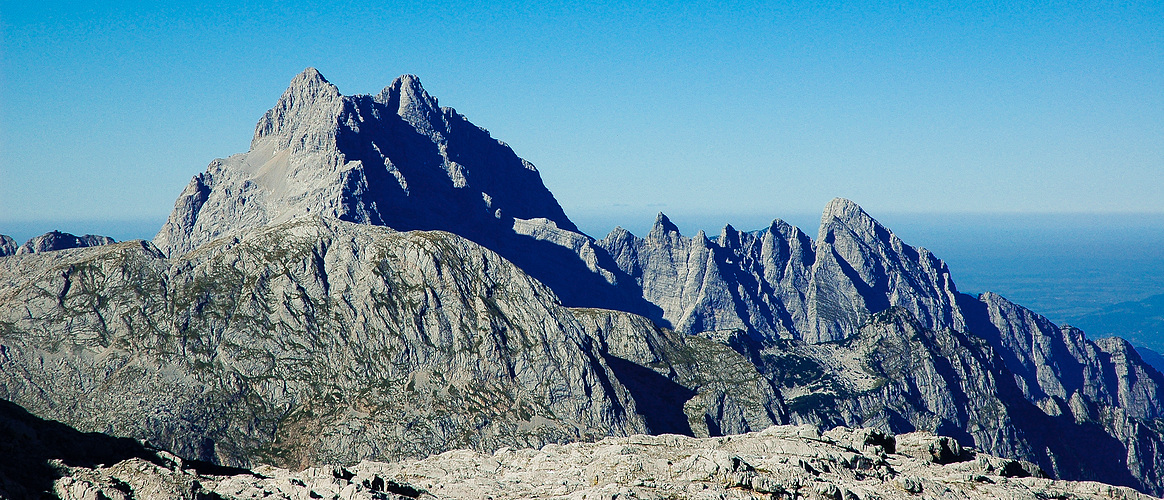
[0,231,116,257]
[0,235,15,257]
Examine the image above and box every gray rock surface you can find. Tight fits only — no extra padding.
[39,421,1156,500]
[597,199,963,344]
[598,200,1164,492]
[152,68,657,318]
[0,217,782,470]
[13,230,115,255]
[746,307,1164,490]
[8,214,1164,493]
[155,67,580,256]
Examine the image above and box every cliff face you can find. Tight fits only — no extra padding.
[0,235,16,257]
[596,199,963,344]
[153,68,656,319]
[7,215,1164,492]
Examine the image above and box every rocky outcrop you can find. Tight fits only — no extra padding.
[0,235,15,257]
[33,419,1155,500]
[12,230,115,255]
[964,291,1164,419]
[596,199,1164,492]
[0,396,257,500]
[572,307,786,437]
[810,198,965,341]
[9,215,1164,493]
[0,217,783,470]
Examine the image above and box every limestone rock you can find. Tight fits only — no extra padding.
[10,68,1164,495]
[150,69,657,318]
[596,199,963,344]
[810,198,965,341]
[344,425,1149,499]
[0,217,782,470]
[14,230,115,255]
[597,199,1164,493]
[6,399,1149,500]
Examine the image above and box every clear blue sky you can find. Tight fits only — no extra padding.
[2,1,1162,237]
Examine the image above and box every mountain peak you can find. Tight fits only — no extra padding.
[818,197,889,243]
[162,70,580,263]
[719,224,741,248]
[15,231,115,255]
[0,234,16,257]
[376,74,440,117]
[821,198,865,223]
[283,67,339,98]
[393,74,425,94]
[251,67,342,147]
[648,212,680,240]
[293,67,328,85]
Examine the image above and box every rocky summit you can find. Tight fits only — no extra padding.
[153,69,574,258]
[3,69,1164,498]
[151,68,654,318]
[0,231,115,257]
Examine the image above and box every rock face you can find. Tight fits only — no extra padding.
[153,68,655,317]
[18,410,1154,500]
[0,217,782,469]
[750,307,1164,490]
[6,215,1164,494]
[597,199,963,343]
[154,69,573,257]
[12,231,115,255]
[598,200,1164,492]
[0,235,15,257]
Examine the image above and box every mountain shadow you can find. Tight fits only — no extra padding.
[602,353,696,436]
[0,398,252,498]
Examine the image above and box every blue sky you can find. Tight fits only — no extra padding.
[2,1,1162,235]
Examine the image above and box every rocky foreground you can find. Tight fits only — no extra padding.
[41,424,1150,500]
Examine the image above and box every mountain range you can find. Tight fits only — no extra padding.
[3,68,1163,496]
